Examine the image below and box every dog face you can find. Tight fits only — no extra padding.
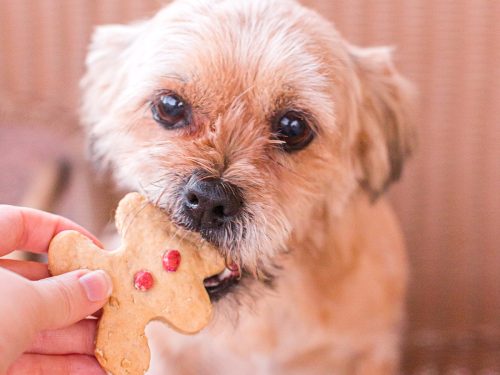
[81,0,413,298]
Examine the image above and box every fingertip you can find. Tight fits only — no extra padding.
[53,216,104,249]
[79,270,113,303]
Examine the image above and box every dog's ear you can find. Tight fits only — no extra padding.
[348,45,415,199]
[80,22,145,130]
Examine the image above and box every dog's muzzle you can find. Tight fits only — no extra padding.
[177,173,244,300]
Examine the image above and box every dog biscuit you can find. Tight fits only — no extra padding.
[48,192,225,375]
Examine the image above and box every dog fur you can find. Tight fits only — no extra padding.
[81,0,414,373]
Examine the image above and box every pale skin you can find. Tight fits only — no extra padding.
[0,205,113,375]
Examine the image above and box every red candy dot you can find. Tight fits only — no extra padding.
[134,270,154,291]
[162,250,181,272]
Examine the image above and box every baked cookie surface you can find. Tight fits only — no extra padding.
[48,192,225,375]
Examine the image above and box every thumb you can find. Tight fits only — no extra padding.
[33,270,113,330]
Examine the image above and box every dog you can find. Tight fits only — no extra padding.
[81,0,414,373]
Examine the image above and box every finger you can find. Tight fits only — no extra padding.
[0,259,49,280]
[27,319,97,355]
[0,205,102,256]
[34,270,112,331]
[7,354,106,375]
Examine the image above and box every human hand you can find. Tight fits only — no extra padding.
[0,205,113,374]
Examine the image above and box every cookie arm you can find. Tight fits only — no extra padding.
[48,230,112,276]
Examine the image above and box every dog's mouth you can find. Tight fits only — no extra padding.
[168,213,243,301]
[203,262,241,302]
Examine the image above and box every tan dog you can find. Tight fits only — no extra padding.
[81,0,414,373]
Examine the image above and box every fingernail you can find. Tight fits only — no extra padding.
[79,270,113,302]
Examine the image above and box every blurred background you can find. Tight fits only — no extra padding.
[0,1,499,374]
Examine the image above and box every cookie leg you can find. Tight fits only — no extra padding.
[95,311,151,375]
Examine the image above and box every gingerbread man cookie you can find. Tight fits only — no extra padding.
[48,192,225,375]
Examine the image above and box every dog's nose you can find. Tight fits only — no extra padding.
[182,176,242,230]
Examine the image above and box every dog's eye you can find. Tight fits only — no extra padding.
[152,94,190,129]
[274,111,314,152]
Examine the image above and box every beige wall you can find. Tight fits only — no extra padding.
[1,1,499,372]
